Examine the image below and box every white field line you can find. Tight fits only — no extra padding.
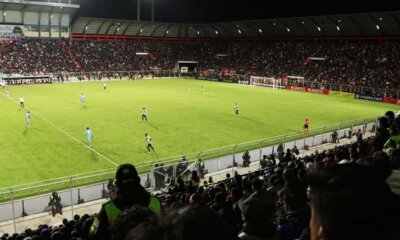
[0,168,115,192]
[0,92,119,168]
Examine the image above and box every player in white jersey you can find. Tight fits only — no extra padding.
[25,111,31,128]
[19,96,25,108]
[145,133,155,152]
[141,107,148,121]
[103,82,107,90]
[234,102,239,116]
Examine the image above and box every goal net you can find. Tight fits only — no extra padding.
[250,76,282,89]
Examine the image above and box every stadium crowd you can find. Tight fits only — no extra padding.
[1,39,400,95]
[2,111,400,240]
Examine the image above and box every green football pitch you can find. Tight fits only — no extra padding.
[0,78,398,190]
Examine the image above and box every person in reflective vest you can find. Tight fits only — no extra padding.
[90,164,161,240]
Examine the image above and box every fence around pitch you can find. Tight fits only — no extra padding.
[0,116,378,224]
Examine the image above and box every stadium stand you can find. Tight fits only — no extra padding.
[1,39,400,97]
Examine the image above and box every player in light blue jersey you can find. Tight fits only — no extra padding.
[80,93,86,105]
[85,127,93,147]
[25,111,31,128]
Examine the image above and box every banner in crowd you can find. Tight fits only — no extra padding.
[0,24,24,39]
[354,94,383,102]
[285,85,329,95]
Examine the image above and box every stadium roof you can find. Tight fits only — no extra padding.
[72,11,400,38]
[0,0,79,15]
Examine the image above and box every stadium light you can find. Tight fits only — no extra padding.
[117,27,120,31]
[166,30,169,34]
[286,27,290,32]
[258,28,263,33]
[379,17,383,21]
[85,26,88,31]
[301,21,304,24]
[3,12,6,17]
[336,26,341,31]
[317,26,321,31]
[197,31,200,35]
[376,24,380,30]
[140,28,143,33]
[215,30,219,35]
[273,22,276,26]
[238,29,242,34]
[338,19,341,23]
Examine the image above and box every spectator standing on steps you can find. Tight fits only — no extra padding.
[242,150,251,167]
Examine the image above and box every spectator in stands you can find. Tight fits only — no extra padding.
[185,170,200,194]
[127,206,238,240]
[356,129,363,145]
[106,179,116,200]
[307,164,399,240]
[387,149,400,195]
[369,116,390,152]
[239,198,276,240]
[260,155,268,170]
[108,205,154,240]
[275,182,310,240]
[89,164,161,240]
[244,178,277,218]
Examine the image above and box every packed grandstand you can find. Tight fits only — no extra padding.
[1,0,400,240]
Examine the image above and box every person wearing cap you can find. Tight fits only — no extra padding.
[89,163,161,240]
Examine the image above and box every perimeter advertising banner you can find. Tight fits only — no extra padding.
[285,85,330,95]
[354,94,383,102]
[383,97,400,105]
[0,24,24,39]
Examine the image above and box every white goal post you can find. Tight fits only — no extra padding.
[250,76,282,89]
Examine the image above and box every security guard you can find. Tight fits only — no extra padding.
[90,164,161,240]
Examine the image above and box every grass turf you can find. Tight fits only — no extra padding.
[0,78,398,190]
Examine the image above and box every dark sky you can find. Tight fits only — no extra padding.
[76,0,400,23]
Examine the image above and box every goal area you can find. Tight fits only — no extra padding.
[250,76,282,89]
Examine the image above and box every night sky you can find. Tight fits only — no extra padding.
[76,0,400,23]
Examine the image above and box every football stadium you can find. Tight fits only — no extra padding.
[0,0,400,239]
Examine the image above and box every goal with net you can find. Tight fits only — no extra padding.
[249,76,282,89]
